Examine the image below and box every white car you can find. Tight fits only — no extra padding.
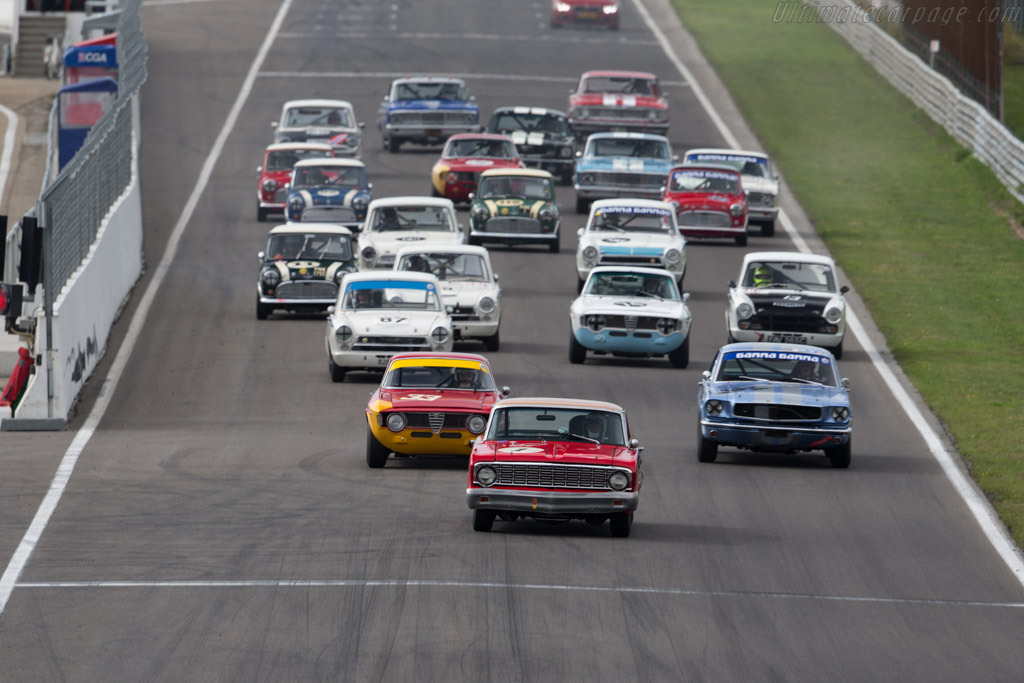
[569,266,692,368]
[575,198,685,292]
[726,251,849,358]
[393,244,502,351]
[273,99,364,158]
[683,148,779,236]
[325,271,454,382]
[358,197,464,270]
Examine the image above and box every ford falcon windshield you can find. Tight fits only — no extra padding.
[486,407,625,446]
[284,106,352,128]
[590,137,669,159]
[340,280,441,311]
[742,261,836,292]
[397,253,488,282]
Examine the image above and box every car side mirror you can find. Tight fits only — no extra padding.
[359,122,366,129]
[256,165,262,174]
[258,251,266,260]
[659,185,666,194]
[672,155,679,162]
[840,285,850,294]
[702,370,711,380]
[327,305,335,314]
[575,151,582,158]
[841,377,851,389]
[368,182,374,191]
[270,121,277,128]
[382,95,390,102]
[493,273,500,281]
[577,227,584,237]
[470,95,477,101]
[773,173,780,181]
[629,438,641,450]
[682,292,691,303]
[468,192,475,201]
[446,305,455,314]
[468,439,476,448]
[728,280,736,288]
[500,386,511,397]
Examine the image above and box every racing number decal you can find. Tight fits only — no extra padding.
[497,446,544,454]
[378,317,407,323]
[399,394,443,401]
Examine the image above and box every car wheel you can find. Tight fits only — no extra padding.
[561,170,574,186]
[387,137,400,153]
[483,329,500,352]
[467,234,481,246]
[609,512,632,537]
[734,233,748,247]
[256,297,270,320]
[726,330,737,344]
[697,422,718,463]
[668,334,690,369]
[575,197,590,215]
[829,437,852,469]
[328,356,347,383]
[257,206,268,222]
[576,277,585,294]
[431,185,443,198]
[473,509,495,532]
[569,331,586,364]
[366,425,390,468]
[548,237,560,253]
[761,220,775,237]
[831,339,844,360]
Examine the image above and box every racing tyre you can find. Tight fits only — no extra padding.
[761,220,775,237]
[256,297,270,320]
[697,424,718,463]
[609,512,632,537]
[467,234,481,246]
[366,425,390,468]
[561,170,574,186]
[483,329,500,352]
[328,356,347,383]
[734,233,748,247]
[473,509,495,532]
[548,236,560,253]
[569,332,586,364]
[828,438,852,469]
[576,197,590,215]
[387,137,400,153]
[257,206,269,222]
[668,334,690,369]
[831,340,844,360]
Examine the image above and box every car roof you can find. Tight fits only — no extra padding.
[281,99,354,110]
[684,148,769,161]
[587,131,669,141]
[479,168,553,179]
[492,397,625,413]
[341,270,441,284]
[292,158,366,168]
[716,342,838,360]
[268,222,353,236]
[586,266,677,278]
[391,75,466,85]
[671,163,741,175]
[263,142,334,153]
[740,251,836,267]
[393,244,492,259]
[366,196,455,210]
[387,351,491,365]
[591,198,674,211]
[446,133,514,142]
[491,105,567,117]
[581,70,657,80]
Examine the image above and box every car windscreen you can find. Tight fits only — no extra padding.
[669,169,739,194]
[293,166,366,189]
[370,205,454,232]
[340,280,441,311]
[582,76,655,95]
[384,364,494,391]
[591,206,675,233]
[267,232,352,261]
[265,148,333,171]
[489,111,569,136]
[477,176,553,200]
[284,107,352,128]
[590,137,668,160]
[714,350,838,387]
[685,153,768,178]
[742,261,836,292]
[445,138,516,158]
[585,271,679,300]
[396,253,488,281]
[394,82,466,101]
[486,407,625,446]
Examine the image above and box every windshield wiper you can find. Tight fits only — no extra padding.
[738,375,771,383]
[637,291,663,300]
[568,433,600,444]
[789,378,823,385]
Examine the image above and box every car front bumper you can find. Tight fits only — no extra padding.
[384,123,481,144]
[573,327,684,354]
[370,422,477,456]
[467,488,639,514]
[728,326,845,349]
[574,184,665,202]
[700,419,851,452]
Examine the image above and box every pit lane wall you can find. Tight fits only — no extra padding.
[795,0,1024,205]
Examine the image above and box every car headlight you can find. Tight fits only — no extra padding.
[431,326,450,344]
[555,2,571,12]
[466,414,487,434]
[581,173,595,184]
[824,306,843,325]
[288,196,304,213]
[831,407,849,422]
[352,195,369,212]
[730,203,745,217]
[334,269,349,284]
[705,399,724,416]
[539,208,555,223]
[603,4,618,13]
[608,471,629,491]
[657,318,677,335]
[478,296,495,314]
[647,110,658,120]
[664,248,681,265]
[261,268,281,287]
[386,412,407,432]
[335,325,354,343]
[472,205,490,222]
[582,245,599,265]
[587,314,606,332]
[559,146,573,158]
[578,108,591,118]
[262,178,276,193]
[736,302,754,320]
[361,246,376,261]
[476,465,497,487]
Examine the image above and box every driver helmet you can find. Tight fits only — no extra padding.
[455,368,478,388]
[794,360,818,380]
[752,265,774,287]
[584,413,606,438]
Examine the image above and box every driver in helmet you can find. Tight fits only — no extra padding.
[452,367,479,389]
[752,265,775,287]
[792,360,820,382]
[583,413,607,442]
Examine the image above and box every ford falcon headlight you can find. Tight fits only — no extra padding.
[431,326,450,344]
[352,195,369,212]
[361,246,376,261]
[539,208,555,222]
[586,314,606,332]
[288,196,304,212]
[824,306,843,325]
[608,471,629,491]
[466,414,487,434]
[577,108,591,118]
[478,296,495,314]
[476,465,497,487]
[386,412,407,432]
[582,245,599,266]
[261,268,281,287]
[335,325,354,344]
[705,399,724,416]
[736,302,754,320]
[262,179,276,193]
[831,407,849,422]
[730,203,745,217]
[560,146,573,158]
[657,318,677,335]
[472,205,490,222]
[664,248,681,265]
[581,173,595,184]
[647,110,659,120]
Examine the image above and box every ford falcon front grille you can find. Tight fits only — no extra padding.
[302,206,357,223]
[352,336,430,352]
[584,172,665,189]
[483,217,542,234]
[274,281,337,300]
[491,463,623,490]
[390,111,476,125]
[678,210,731,228]
[449,306,481,322]
[734,404,823,421]
[580,108,653,122]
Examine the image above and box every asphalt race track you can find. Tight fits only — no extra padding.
[1,0,1022,680]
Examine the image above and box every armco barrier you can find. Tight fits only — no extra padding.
[802,0,1024,203]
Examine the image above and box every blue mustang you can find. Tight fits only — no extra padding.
[573,131,676,214]
[697,342,852,468]
[285,158,372,229]
[377,76,481,153]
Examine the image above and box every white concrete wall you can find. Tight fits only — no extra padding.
[0,0,14,35]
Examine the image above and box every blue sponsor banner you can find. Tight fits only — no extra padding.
[724,350,831,365]
[347,280,435,291]
[686,153,765,167]
[597,206,671,216]
[673,169,737,181]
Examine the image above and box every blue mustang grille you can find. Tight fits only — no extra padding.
[733,404,822,420]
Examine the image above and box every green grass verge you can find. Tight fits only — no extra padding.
[670,0,1024,547]
[1003,28,1024,139]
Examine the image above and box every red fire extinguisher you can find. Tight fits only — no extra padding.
[1,347,34,412]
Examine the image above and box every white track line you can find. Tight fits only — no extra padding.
[0,0,296,617]
[0,104,17,213]
[630,0,1024,586]
[14,579,1024,609]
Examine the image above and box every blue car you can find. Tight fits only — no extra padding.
[285,158,372,229]
[697,342,852,468]
[377,76,481,153]
[573,132,676,214]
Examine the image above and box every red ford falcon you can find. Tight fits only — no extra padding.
[365,352,510,468]
[663,163,750,247]
[466,397,643,537]
[256,142,334,222]
[567,70,669,140]
[430,133,523,203]
[551,0,620,30]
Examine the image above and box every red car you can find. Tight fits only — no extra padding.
[663,164,750,246]
[551,0,620,30]
[256,142,334,221]
[430,133,523,203]
[365,352,510,468]
[567,70,669,140]
[466,397,643,537]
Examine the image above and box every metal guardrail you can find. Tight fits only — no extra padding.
[804,0,1024,205]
